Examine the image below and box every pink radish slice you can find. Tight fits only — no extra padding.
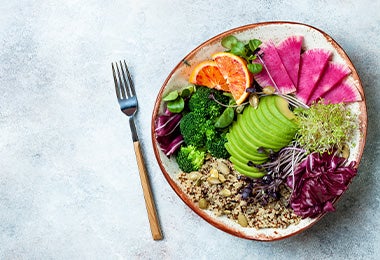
[321,78,362,104]
[255,41,296,94]
[276,35,303,88]
[307,62,351,105]
[296,49,331,103]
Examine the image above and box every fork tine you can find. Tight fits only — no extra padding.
[119,61,133,97]
[119,61,132,98]
[111,63,121,99]
[123,60,136,96]
[115,62,127,99]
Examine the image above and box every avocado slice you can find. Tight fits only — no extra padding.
[226,129,267,160]
[254,97,286,129]
[245,102,296,141]
[239,107,292,147]
[229,156,266,178]
[256,97,298,142]
[225,140,268,163]
[261,96,298,131]
[235,114,285,150]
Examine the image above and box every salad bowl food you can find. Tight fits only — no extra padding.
[151,22,367,241]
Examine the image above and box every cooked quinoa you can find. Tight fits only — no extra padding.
[176,156,301,229]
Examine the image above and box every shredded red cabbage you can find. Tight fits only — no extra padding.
[287,152,357,218]
[155,109,184,156]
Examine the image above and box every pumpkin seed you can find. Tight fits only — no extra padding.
[216,160,230,175]
[188,171,202,180]
[342,144,350,159]
[220,188,231,197]
[238,213,248,227]
[249,94,259,109]
[235,104,245,114]
[218,174,226,183]
[207,177,221,185]
[262,86,276,95]
[209,168,219,179]
[199,198,209,209]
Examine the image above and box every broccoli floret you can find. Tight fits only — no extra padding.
[176,145,205,172]
[180,112,208,147]
[206,131,230,159]
[188,87,229,119]
[179,86,232,160]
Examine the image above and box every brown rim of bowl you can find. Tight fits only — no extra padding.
[150,21,367,241]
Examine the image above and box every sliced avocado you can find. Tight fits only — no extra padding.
[226,130,267,160]
[230,156,266,178]
[225,141,268,163]
[242,103,290,140]
[257,97,298,141]
[274,95,296,120]
[230,156,262,172]
[238,109,291,147]
[261,96,298,130]
[238,114,288,150]
[254,97,286,129]
[227,125,268,156]
[244,103,296,143]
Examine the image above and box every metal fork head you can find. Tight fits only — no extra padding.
[112,60,138,116]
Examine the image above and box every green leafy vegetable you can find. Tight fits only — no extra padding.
[163,85,196,113]
[294,101,357,154]
[221,35,263,74]
[221,35,238,49]
[167,97,184,113]
[231,41,247,56]
[248,39,262,52]
[247,63,263,74]
[163,90,179,101]
[215,107,234,128]
[180,84,195,98]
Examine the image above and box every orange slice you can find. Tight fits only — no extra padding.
[212,52,252,105]
[189,60,230,91]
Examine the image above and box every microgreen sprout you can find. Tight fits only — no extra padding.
[163,85,195,113]
[294,101,357,154]
[243,143,307,205]
[209,92,249,108]
[221,35,263,74]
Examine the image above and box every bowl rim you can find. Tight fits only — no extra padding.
[150,21,367,241]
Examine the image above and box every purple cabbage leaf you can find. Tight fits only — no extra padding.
[287,151,357,218]
[155,109,184,156]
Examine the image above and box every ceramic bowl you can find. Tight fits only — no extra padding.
[151,21,367,241]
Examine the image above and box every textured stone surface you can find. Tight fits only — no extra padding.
[0,0,379,259]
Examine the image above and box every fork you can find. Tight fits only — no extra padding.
[112,60,163,240]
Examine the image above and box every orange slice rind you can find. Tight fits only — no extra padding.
[189,60,229,91]
[212,52,252,105]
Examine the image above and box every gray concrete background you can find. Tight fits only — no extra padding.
[0,0,379,259]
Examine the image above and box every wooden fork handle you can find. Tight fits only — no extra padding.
[133,141,163,240]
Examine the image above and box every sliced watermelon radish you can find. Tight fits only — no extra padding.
[307,62,351,105]
[321,78,362,104]
[255,41,296,94]
[296,49,331,103]
[276,35,303,88]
